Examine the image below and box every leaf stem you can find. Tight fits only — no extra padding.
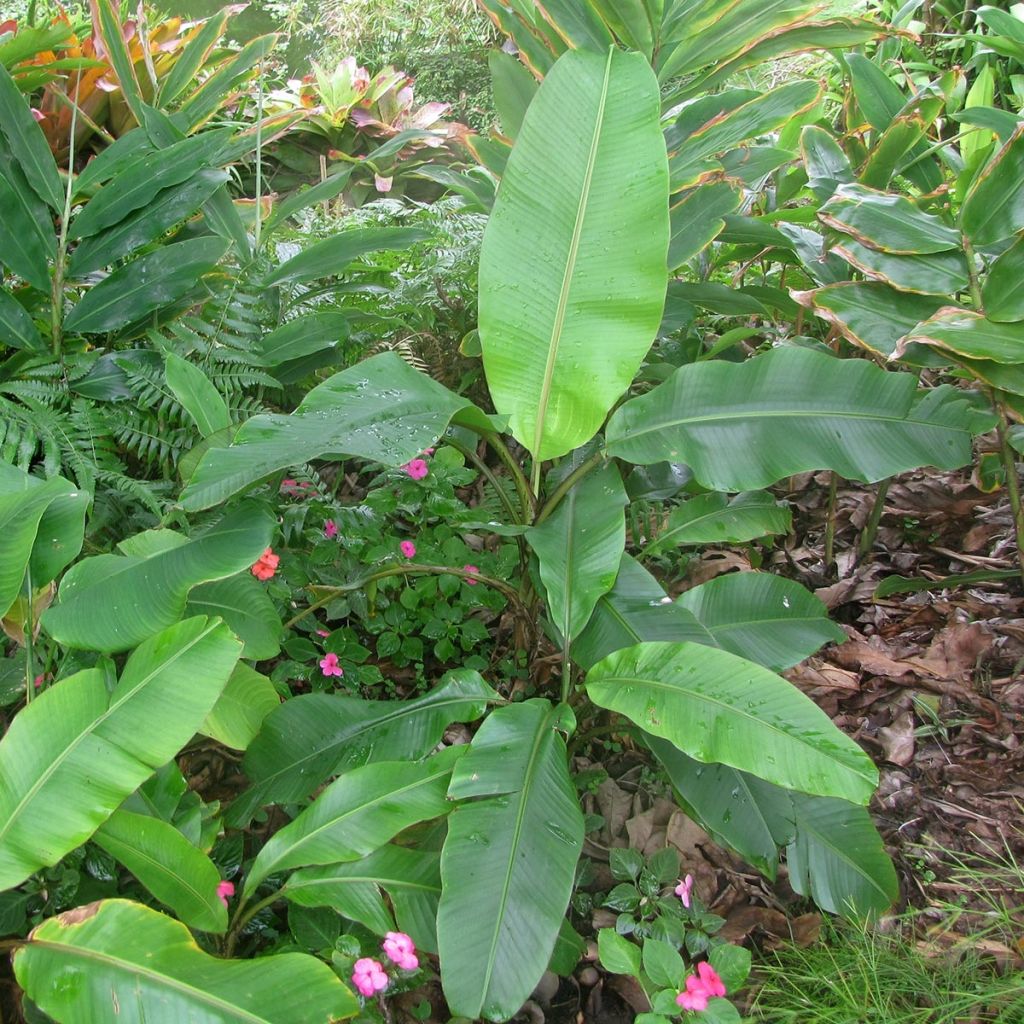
[51,80,80,360]
[445,433,523,525]
[534,450,605,526]
[994,398,1024,586]
[224,889,282,958]
[857,477,891,562]
[824,471,838,572]
[483,431,535,520]
[963,237,984,311]
[23,566,34,705]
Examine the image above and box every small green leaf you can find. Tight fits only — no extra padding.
[597,929,641,977]
[642,939,685,990]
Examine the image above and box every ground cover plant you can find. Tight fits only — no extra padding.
[0,1,1022,1022]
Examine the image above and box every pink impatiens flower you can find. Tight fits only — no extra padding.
[382,931,419,971]
[463,564,479,585]
[403,458,428,480]
[251,547,279,581]
[319,652,343,678]
[400,540,416,559]
[352,957,389,997]
[324,519,338,539]
[675,873,694,909]
[216,880,235,908]
[316,629,330,638]
[675,962,726,1013]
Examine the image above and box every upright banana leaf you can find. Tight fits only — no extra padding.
[14,899,358,1023]
[438,700,583,1021]
[605,347,978,489]
[478,46,668,462]
[526,462,626,649]
[0,617,240,890]
[586,641,877,804]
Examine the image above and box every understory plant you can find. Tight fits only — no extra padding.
[0,1,1007,1023]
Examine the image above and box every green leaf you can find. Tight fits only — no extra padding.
[42,507,274,652]
[164,352,231,437]
[0,465,87,617]
[605,348,977,489]
[675,573,845,672]
[203,184,252,258]
[13,899,357,1022]
[597,928,641,977]
[180,353,497,512]
[669,182,740,271]
[586,641,878,804]
[0,171,52,290]
[69,131,231,240]
[94,809,227,933]
[284,845,441,942]
[263,167,354,236]
[488,49,538,139]
[981,236,1024,323]
[244,748,463,895]
[0,287,43,351]
[642,939,686,989]
[263,227,428,287]
[573,554,715,671]
[896,309,1024,364]
[0,62,63,211]
[157,10,229,107]
[651,738,790,878]
[800,125,854,203]
[647,491,790,552]
[201,663,280,751]
[859,115,928,190]
[478,47,668,462]
[256,312,351,367]
[818,184,960,255]
[64,236,229,335]
[68,168,228,276]
[527,462,626,648]
[91,0,145,125]
[792,282,945,359]
[439,700,584,1021]
[786,793,898,918]
[831,236,969,297]
[186,574,282,661]
[231,669,498,823]
[0,617,240,890]
[962,124,1024,246]
[709,944,752,992]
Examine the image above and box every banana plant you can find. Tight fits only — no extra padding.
[165,41,995,1020]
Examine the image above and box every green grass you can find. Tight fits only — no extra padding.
[752,831,1024,1023]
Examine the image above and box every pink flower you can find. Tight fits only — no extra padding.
[281,478,298,488]
[382,931,418,971]
[403,458,428,480]
[675,963,726,1012]
[352,957,389,997]
[251,547,279,581]
[316,629,330,638]
[216,880,235,908]
[400,540,416,559]
[33,673,45,689]
[463,564,479,585]
[423,447,435,456]
[324,519,338,539]
[319,652,344,678]
[675,873,694,909]
[696,962,726,998]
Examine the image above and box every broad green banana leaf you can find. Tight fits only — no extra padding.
[201,663,280,751]
[42,508,274,651]
[230,669,496,825]
[0,617,240,891]
[676,572,844,671]
[527,462,626,649]
[605,347,978,489]
[0,464,87,618]
[573,554,714,670]
[13,899,358,1023]
[586,641,877,804]
[438,700,583,1021]
[245,748,463,894]
[645,491,790,552]
[185,574,282,661]
[478,47,668,462]
[180,353,498,511]
[94,809,228,933]
[164,352,231,438]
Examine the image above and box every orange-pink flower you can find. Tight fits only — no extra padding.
[251,547,279,581]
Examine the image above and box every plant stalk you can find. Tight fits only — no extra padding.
[994,400,1024,586]
[534,449,605,526]
[824,471,838,572]
[51,79,80,360]
[23,567,34,705]
[225,889,282,958]
[484,432,535,520]
[857,477,891,562]
[444,433,523,525]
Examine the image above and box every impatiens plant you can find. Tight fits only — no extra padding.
[0,1,1003,1022]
